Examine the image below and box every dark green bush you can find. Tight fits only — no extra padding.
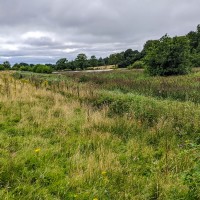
[145,35,191,76]
[0,64,5,70]
[191,53,200,67]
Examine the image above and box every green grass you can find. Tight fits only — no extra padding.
[0,70,200,199]
[60,69,200,103]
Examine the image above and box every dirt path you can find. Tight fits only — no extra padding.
[53,69,114,74]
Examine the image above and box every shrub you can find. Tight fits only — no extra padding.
[33,65,53,74]
[191,53,200,67]
[19,66,31,71]
[129,61,145,69]
[3,61,11,69]
[0,64,5,70]
[144,35,191,76]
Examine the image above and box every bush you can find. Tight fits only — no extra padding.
[0,64,5,70]
[3,61,11,69]
[129,61,145,69]
[19,66,31,71]
[33,65,53,74]
[191,53,200,67]
[144,35,191,76]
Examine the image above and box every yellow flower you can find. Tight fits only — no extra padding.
[93,198,98,200]
[101,171,107,176]
[35,148,41,153]
[73,194,78,198]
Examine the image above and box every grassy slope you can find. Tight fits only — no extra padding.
[0,71,200,199]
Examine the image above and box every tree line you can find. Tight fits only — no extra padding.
[0,24,200,76]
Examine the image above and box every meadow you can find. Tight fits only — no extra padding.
[1,69,200,199]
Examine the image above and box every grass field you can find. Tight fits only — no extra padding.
[1,69,200,199]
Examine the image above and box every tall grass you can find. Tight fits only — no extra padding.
[63,69,200,103]
[0,71,200,199]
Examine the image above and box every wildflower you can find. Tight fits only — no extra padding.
[73,194,78,198]
[93,198,98,200]
[101,171,107,176]
[35,148,40,153]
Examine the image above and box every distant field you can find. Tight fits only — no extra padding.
[1,69,200,199]
[87,65,116,70]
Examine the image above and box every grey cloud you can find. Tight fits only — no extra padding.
[0,0,200,64]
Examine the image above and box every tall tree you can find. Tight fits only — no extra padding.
[98,57,105,66]
[56,58,68,70]
[187,24,200,67]
[89,55,98,67]
[109,53,123,66]
[145,35,191,76]
[3,61,11,69]
[12,63,21,70]
[75,54,88,70]
[0,64,5,70]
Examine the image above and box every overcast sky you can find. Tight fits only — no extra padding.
[0,0,199,64]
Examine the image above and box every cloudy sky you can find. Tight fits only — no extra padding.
[0,0,199,64]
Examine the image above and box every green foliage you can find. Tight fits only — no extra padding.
[2,24,200,75]
[66,61,76,70]
[118,49,142,68]
[11,63,55,73]
[183,142,200,199]
[12,63,21,70]
[69,69,200,103]
[145,35,191,76]
[187,25,200,53]
[109,53,123,66]
[51,24,200,71]
[142,40,160,57]
[89,55,98,67]
[187,25,200,67]
[19,66,31,71]
[98,57,105,66]
[0,64,5,70]
[33,64,53,73]
[75,53,88,70]
[2,61,11,69]
[56,58,68,70]
[129,60,145,69]
[2,69,200,199]
[191,53,200,67]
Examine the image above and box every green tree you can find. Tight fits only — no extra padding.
[187,25,200,67]
[66,61,76,70]
[103,57,109,65]
[75,54,88,70]
[109,53,123,66]
[56,58,68,70]
[0,64,5,70]
[118,49,141,68]
[141,40,160,60]
[33,64,53,73]
[98,57,105,66]
[124,49,134,59]
[89,55,98,67]
[19,62,29,67]
[145,35,191,76]
[19,66,30,71]
[12,63,21,70]
[3,61,11,69]
[187,25,200,52]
